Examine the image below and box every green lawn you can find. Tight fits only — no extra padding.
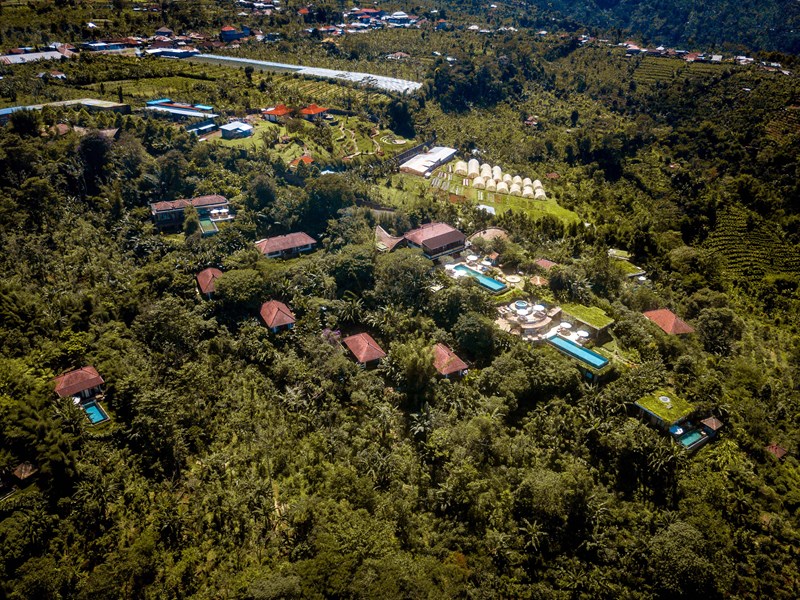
[615,260,645,276]
[561,303,615,329]
[636,389,694,424]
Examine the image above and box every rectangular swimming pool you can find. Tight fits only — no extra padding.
[547,335,609,369]
[83,400,109,424]
[199,218,218,236]
[678,430,704,448]
[453,264,507,293]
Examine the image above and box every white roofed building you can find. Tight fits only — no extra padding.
[399,146,457,177]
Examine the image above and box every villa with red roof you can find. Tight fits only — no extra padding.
[260,300,296,332]
[299,104,328,120]
[289,155,315,169]
[255,232,316,258]
[54,366,104,400]
[534,258,558,271]
[643,309,695,335]
[343,333,386,367]
[433,343,468,378]
[403,222,466,259]
[263,104,292,122]
[196,268,223,299]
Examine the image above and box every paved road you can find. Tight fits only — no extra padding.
[193,54,422,94]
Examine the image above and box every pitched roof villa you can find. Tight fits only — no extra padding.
[432,343,468,377]
[196,267,223,297]
[403,222,466,259]
[343,333,386,365]
[255,232,316,258]
[643,309,695,335]
[260,300,296,331]
[54,366,104,399]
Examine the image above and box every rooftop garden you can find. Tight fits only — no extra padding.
[636,389,694,424]
[561,303,615,329]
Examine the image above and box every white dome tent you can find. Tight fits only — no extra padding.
[486,178,497,192]
[472,176,486,189]
[510,183,522,196]
[522,186,534,198]
[496,181,509,194]
[492,165,503,181]
[454,161,468,176]
[467,159,480,179]
[512,175,522,186]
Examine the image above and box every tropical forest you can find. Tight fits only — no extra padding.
[0,1,798,598]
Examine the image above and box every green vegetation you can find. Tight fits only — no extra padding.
[637,389,695,424]
[562,302,615,329]
[0,6,798,599]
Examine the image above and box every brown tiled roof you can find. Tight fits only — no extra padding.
[290,155,315,167]
[375,226,405,251]
[766,443,787,459]
[150,194,227,213]
[13,462,37,480]
[643,309,695,335]
[404,222,464,248]
[467,227,508,243]
[432,343,468,376]
[260,300,296,329]
[534,258,558,271]
[54,366,104,398]
[196,268,223,295]
[255,232,316,255]
[343,333,386,364]
[701,416,724,431]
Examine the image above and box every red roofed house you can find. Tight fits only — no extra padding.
[299,103,328,121]
[196,267,223,299]
[403,222,466,259]
[433,343,468,378]
[289,155,315,169]
[260,300,296,332]
[54,366,104,400]
[534,258,558,271]
[343,333,386,367]
[766,443,787,460]
[263,104,292,123]
[149,195,233,233]
[220,25,250,42]
[255,232,316,258]
[643,309,695,335]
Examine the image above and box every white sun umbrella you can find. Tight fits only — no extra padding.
[467,254,479,262]
[560,322,572,329]
[532,304,545,312]
[577,330,590,339]
[481,259,492,267]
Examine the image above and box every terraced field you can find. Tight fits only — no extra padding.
[764,106,800,142]
[632,58,730,89]
[704,204,800,280]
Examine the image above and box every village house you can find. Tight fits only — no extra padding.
[643,309,695,335]
[289,155,315,170]
[343,333,386,367]
[54,366,104,400]
[220,121,254,139]
[196,268,223,299]
[433,343,468,378]
[299,103,328,121]
[403,222,466,259]
[263,104,292,122]
[220,25,251,42]
[259,300,296,333]
[149,194,232,231]
[255,232,316,258]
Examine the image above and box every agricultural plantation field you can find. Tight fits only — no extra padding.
[704,203,800,281]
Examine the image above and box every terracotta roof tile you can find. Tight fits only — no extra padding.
[54,366,104,398]
[196,268,223,295]
[432,343,468,376]
[343,333,385,364]
[643,309,695,335]
[255,232,316,255]
[260,300,296,329]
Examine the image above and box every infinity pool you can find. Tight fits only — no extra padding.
[453,265,507,293]
[83,400,109,424]
[547,335,609,369]
[678,430,704,448]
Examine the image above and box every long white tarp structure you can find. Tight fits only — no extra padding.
[196,54,422,94]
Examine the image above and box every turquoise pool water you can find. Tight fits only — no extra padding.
[678,430,704,447]
[83,401,109,424]
[454,265,507,293]
[547,336,609,369]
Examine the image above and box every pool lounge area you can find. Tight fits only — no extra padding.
[452,264,508,293]
[547,335,609,370]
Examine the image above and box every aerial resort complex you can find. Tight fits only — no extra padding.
[0,0,797,597]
